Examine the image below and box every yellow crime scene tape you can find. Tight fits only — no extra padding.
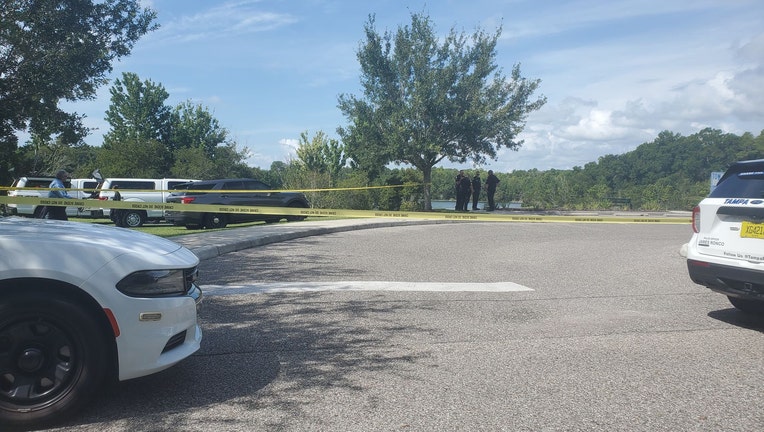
[0,190,690,224]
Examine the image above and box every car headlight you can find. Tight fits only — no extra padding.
[117,269,187,297]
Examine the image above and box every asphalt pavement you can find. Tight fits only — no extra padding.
[172,218,452,260]
[171,210,692,260]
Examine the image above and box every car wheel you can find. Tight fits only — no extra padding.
[203,214,227,229]
[111,210,124,227]
[727,296,764,314]
[286,202,308,222]
[0,292,109,429]
[121,211,144,228]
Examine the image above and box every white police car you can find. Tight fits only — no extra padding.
[0,217,202,429]
[686,159,764,314]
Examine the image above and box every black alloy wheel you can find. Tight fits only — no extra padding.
[0,292,109,429]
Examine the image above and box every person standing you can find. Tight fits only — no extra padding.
[44,170,72,220]
[485,170,500,211]
[471,171,481,210]
[455,170,465,211]
[459,172,472,211]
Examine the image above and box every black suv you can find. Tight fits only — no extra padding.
[686,159,764,314]
[165,178,310,229]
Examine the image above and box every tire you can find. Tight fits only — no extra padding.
[111,210,124,227]
[0,292,109,429]
[727,296,764,314]
[286,202,308,222]
[203,213,227,229]
[120,210,145,228]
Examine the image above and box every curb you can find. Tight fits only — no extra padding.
[172,218,454,261]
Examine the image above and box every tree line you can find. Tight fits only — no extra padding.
[2,3,760,213]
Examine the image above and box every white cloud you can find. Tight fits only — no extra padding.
[148,1,298,44]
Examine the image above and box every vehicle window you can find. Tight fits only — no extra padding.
[709,171,764,198]
[23,179,54,189]
[168,181,188,189]
[244,181,271,191]
[111,181,156,190]
[83,181,98,194]
[183,183,216,195]
[223,181,244,191]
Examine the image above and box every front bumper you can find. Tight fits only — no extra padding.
[113,288,203,381]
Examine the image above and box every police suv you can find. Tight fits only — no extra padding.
[686,159,764,314]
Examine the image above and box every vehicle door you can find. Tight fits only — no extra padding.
[244,180,282,206]
[70,180,100,217]
[220,180,249,223]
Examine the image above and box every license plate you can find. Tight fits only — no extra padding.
[740,221,764,239]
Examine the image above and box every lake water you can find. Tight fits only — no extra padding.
[430,200,522,210]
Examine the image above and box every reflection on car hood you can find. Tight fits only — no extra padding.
[0,217,183,266]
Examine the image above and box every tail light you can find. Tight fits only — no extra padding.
[181,196,196,204]
[692,205,700,233]
[98,196,108,201]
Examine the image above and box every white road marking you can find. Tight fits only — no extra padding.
[200,281,534,296]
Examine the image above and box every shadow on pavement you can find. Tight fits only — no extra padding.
[707,308,764,333]
[54,290,436,431]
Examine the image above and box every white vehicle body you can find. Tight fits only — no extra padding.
[97,178,197,227]
[6,177,102,218]
[0,217,202,428]
[685,159,764,314]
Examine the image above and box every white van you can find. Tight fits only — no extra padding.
[97,178,197,227]
[6,177,102,218]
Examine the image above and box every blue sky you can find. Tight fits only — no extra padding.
[65,0,764,172]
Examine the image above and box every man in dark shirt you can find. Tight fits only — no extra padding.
[471,172,481,210]
[485,170,500,211]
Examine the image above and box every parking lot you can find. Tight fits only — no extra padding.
[46,222,763,432]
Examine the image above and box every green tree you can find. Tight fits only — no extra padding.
[98,72,171,176]
[170,142,252,180]
[103,72,171,147]
[338,12,545,210]
[295,131,346,184]
[0,0,156,185]
[169,101,228,155]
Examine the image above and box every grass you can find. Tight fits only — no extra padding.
[70,218,288,238]
[69,217,340,238]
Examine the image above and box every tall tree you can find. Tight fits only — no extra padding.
[169,101,228,155]
[338,13,546,209]
[0,0,157,184]
[103,72,171,147]
[295,130,347,184]
[99,72,171,176]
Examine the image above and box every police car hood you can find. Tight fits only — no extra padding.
[0,217,186,273]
